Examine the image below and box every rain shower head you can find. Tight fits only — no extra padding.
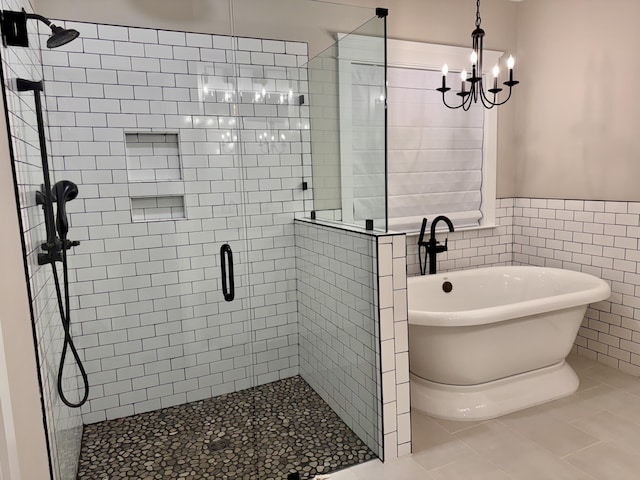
[47,24,80,49]
[0,9,80,49]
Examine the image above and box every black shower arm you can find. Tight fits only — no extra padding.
[24,10,52,27]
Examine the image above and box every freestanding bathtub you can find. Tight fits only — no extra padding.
[408,266,611,421]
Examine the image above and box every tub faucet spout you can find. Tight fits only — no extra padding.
[428,215,454,274]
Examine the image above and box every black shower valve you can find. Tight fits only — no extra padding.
[37,238,79,265]
[38,248,60,266]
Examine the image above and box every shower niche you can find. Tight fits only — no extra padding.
[125,132,182,183]
[125,132,187,221]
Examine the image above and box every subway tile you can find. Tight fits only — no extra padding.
[186,33,212,48]
[158,30,186,46]
[115,41,145,57]
[145,43,173,59]
[286,42,308,55]
[83,38,116,55]
[98,24,129,41]
[129,28,159,44]
[100,54,132,70]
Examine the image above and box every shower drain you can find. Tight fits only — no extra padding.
[209,438,231,451]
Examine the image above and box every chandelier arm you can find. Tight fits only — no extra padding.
[439,91,470,110]
[478,91,497,109]
[478,84,499,109]
[470,84,477,104]
[481,84,514,107]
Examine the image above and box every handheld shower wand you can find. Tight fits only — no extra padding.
[52,180,78,238]
[50,180,89,408]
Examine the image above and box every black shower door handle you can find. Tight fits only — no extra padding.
[220,244,235,302]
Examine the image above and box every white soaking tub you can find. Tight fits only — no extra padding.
[408,266,611,421]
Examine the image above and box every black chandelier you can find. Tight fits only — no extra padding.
[437,0,519,110]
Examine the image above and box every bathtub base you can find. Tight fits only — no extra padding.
[410,360,579,421]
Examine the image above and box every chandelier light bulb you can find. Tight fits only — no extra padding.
[507,55,515,70]
[441,64,449,90]
[470,51,478,66]
[460,69,468,82]
[493,65,500,78]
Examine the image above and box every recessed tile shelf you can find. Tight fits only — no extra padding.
[125,132,182,182]
[131,195,185,222]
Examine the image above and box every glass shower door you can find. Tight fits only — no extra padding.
[174,47,261,476]
[228,8,306,477]
[230,1,384,478]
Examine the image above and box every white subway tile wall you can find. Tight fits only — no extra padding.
[295,220,382,457]
[1,1,83,479]
[376,233,411,460]
[42,21,309,424]
[511,198,640,375]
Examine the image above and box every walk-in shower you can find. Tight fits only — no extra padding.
[1,0,390,479]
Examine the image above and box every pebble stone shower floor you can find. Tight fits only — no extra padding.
[76,376,376,479]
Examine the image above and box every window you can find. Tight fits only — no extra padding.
[338,37,499,232]
[385,40,499,232]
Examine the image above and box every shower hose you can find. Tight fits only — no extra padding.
[51,241,89,408]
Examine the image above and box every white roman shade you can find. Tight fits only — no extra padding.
[338,36,499,232]
[386,66,485,232]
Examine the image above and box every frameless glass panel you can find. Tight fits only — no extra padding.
[231,0,383,478]
[304,15,387,230]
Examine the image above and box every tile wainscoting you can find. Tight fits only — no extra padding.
[512,198,640,375]
[407,197,640,376]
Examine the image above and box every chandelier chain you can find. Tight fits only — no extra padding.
[475,0,482,28]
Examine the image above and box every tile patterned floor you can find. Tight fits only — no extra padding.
[76,376,376,480]
[330,354,640,479]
